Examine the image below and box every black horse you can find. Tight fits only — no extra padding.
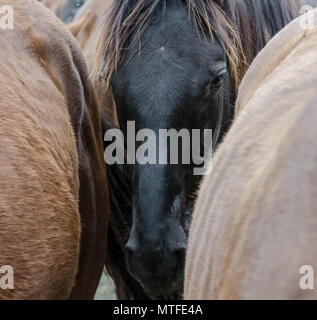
[58,0,87,23]
[98,0,301,299]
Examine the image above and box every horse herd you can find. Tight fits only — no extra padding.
[0,0,316,300]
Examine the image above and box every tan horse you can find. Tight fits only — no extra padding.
[67,0,118,126]
[0,0,109,299]
[185,9,317,300]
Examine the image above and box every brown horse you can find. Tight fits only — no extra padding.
[0,0,109,299]
[185,10,317,300]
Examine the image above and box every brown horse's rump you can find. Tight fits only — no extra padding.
[0,0,109,299]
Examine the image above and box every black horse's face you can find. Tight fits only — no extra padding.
[58,0,86,24]
[110,1,230,297]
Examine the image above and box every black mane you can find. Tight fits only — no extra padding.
[95,0,301,90]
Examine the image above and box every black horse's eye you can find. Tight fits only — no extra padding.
[208,69,227,90]
[209,75,223,88]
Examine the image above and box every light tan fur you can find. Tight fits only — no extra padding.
[185,10,317,300]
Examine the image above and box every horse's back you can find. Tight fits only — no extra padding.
[0,0,81,299]
[185,10,317,300]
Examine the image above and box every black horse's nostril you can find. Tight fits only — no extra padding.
[124,240,187,296]
[173,246,187,275]
[172,241,187,258]
[125,242,137,260]
[174,246,186,258]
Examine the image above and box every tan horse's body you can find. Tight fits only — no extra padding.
[185,10,317,300]
[0,0,108,299]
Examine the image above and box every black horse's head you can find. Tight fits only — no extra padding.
[104,0,235,297]
[97,0,301,298]
[58,0,86,23]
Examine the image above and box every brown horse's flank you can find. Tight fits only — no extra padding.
[29,31,65,97]
[0,0,109,299]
